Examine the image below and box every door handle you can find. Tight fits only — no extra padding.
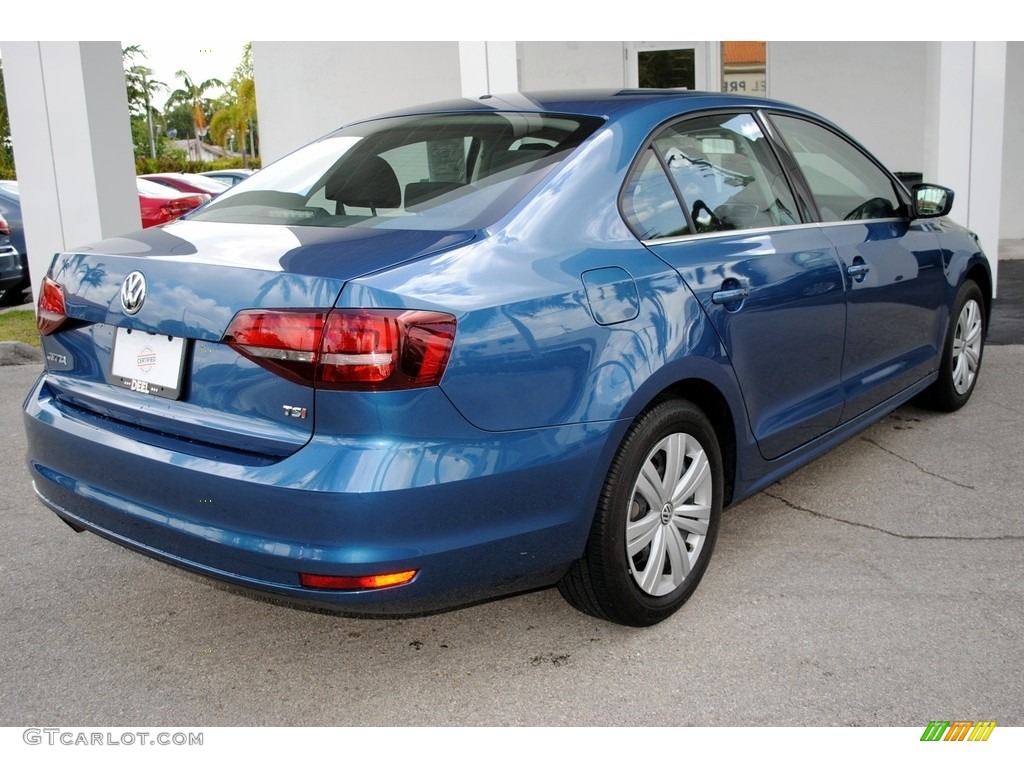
[711,287,750,305]
[847,263,870,281]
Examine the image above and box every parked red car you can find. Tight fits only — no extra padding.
[137,178,210,228]
[139,173,230,198]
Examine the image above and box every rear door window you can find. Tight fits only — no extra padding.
[622,112,800,239]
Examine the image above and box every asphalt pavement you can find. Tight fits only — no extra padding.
[990,258,1024,345]
[0,260,1022,727]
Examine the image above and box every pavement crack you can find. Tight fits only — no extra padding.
[859,436,975,490]
[762,490,1024,541]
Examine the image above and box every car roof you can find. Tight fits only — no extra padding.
[368,89,816,123]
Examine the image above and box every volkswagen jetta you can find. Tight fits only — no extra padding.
[24,90,990,626]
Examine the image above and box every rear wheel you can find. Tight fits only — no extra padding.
[558,398,723,626]
[920,280,985,411]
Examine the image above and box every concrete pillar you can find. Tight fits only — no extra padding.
[1,41,139,300]
[923,42,1006,291]
[458,42,519,98]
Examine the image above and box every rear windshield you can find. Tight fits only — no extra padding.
[189,112,603,230]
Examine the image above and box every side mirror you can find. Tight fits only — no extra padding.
[912,184,954,218]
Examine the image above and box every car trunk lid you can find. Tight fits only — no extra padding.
[40,221,475,458]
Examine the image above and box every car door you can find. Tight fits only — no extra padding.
[624,112,848,460]
[767,114,947,421]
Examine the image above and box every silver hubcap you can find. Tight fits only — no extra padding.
[626,432,712,597]
[951,298,983,395]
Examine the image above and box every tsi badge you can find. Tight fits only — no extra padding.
[283,405,307,419]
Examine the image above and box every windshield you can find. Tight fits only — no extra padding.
[190,112,603,230]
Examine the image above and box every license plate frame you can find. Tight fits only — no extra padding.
[107,327,187,400]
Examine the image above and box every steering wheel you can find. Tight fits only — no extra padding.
[843,197,895,221]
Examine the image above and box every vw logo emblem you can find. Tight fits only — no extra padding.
[121,271,147,315]
[120,274,147,315]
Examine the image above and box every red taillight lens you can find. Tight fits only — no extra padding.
[223,310,328,386]
[158,196,205,223]
[299,570,418,590]
[223,308,456,390]
[0,214,10,237]
[37,277,67,336]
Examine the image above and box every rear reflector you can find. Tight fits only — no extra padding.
[224,308,456,390]
[300,570,418,590]
[37,277,67,336]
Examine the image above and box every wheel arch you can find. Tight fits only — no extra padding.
[660,378,738,507]
[964,261,993,330]
[622,374,741,509]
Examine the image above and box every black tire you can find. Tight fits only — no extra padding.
[558,398,723,627]
[920,280,985,412]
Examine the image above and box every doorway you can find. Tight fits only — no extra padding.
[625,42,719,90]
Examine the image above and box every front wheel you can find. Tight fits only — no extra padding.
[920,280,985,412]
[558,398,723,627]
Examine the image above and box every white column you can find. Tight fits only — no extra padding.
[968,42,1006,279]
[923,42,1005,291]
[1,41,140,300]
[459,42,519,98]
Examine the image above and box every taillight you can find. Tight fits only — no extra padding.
[159,196,205,222]
[223,308,456,390]
[0,213,10,237]
[37,277,67,336]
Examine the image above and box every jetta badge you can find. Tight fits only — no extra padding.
[121,271,147,315]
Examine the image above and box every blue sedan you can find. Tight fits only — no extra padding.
[24,90,990,626]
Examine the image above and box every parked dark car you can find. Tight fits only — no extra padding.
[139,172,229,198]
[0,180,31,306]
[137,178,211,228]
[25,91,990,626]
[199,169,255,187]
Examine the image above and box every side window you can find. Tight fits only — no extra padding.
[770,115,902,222]
[655,113,799,234]
[621,148,689,239]
[622,113,800,239]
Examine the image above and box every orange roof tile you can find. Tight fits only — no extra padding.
[723,41,766,67]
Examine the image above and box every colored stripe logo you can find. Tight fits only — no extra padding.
[920,720,997,741]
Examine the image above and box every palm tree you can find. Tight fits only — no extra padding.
[165,70,225,161]
[122,45,166,159]
[209,44,258,167]
[209,78,257,167]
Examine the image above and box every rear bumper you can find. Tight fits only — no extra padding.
[24,374,617,615]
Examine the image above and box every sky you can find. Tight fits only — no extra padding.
[131,41,249,107]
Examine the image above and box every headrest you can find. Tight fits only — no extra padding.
[325,155,400,209]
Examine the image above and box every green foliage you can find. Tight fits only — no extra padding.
[162,102,195,141]
[129,116,173,159]
[207,42,259,166]
[0,60,16,178]
[134,156,261,175]
[165,70,225,141]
